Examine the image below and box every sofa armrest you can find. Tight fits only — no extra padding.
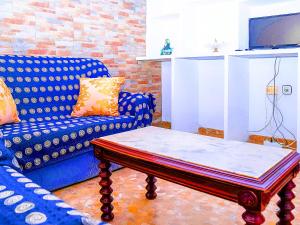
[118,91,156,128]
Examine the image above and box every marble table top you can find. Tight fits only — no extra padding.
[101,126,292,178]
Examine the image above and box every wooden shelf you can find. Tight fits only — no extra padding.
[137,49,300,62]
[230,48,300,59]
[176,52,225,60]
[136,55,172,62]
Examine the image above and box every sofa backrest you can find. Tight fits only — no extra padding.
[0,55,110,122]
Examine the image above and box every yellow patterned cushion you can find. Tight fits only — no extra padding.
[0,79,20,125]
[71,77,125,117]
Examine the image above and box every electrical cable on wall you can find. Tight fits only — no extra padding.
[249,57,296,150]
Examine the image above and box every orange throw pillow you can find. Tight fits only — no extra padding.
[71,77,125,117]
[0,79,20,125]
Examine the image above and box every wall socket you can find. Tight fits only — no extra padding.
[282,85,292,95]
[266,86,278,95]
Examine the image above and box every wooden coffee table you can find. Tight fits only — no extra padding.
[92,126,300,224]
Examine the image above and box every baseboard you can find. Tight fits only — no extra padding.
[248,135,297,150]
[153,121,296,150]
[152,121,171,129]
[198,127,224,138]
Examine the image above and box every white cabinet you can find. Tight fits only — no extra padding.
[137,49,300,151]
[142,0,300,151]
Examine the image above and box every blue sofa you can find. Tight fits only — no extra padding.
[0,134,107,225]
[0,55,155,191]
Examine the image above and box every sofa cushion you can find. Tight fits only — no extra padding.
[0,78,20,125]
[72,77,125,117]
[0,55,110,122]
[0,166,106,225]
[1,115,135,171]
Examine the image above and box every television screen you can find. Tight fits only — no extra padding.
[249,13,300,49]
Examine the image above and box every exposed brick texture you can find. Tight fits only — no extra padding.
[0,0,162,121]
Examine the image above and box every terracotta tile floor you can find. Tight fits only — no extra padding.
[54,168,300,225]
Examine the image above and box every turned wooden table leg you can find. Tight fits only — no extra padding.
[99,160,114,221]
[276,180,296,225]
[145,175,157,200]
[238,190,265,225]
[242,210,265,225]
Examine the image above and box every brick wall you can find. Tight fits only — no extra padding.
[0,0,162,121]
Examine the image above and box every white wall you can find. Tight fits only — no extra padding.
[146,0,181,56]
[245,1,299,139]
[248,0,300,18]
[147,0,300,55]
[146,15,180,56]
[238,0,300,49]
[147,0,300,141]
[248,58,298,139]
[146,0,240,56]
[179,1,239,55]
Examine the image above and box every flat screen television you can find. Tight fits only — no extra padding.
[249,13,300,50]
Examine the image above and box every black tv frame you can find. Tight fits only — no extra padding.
[249,12,300,50]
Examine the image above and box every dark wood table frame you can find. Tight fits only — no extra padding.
[92,138,300,225]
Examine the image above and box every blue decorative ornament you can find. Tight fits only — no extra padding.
[161,39,173,55]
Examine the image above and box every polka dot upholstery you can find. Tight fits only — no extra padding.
[1,115,135,171]
[118,91,155,128]
[0,55,110,122]
[0,130,20,170]
[0,166,107,225]
[0,55,156,172]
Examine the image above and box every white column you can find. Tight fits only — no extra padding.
[224,55,250,141]
[171,58,199,133]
